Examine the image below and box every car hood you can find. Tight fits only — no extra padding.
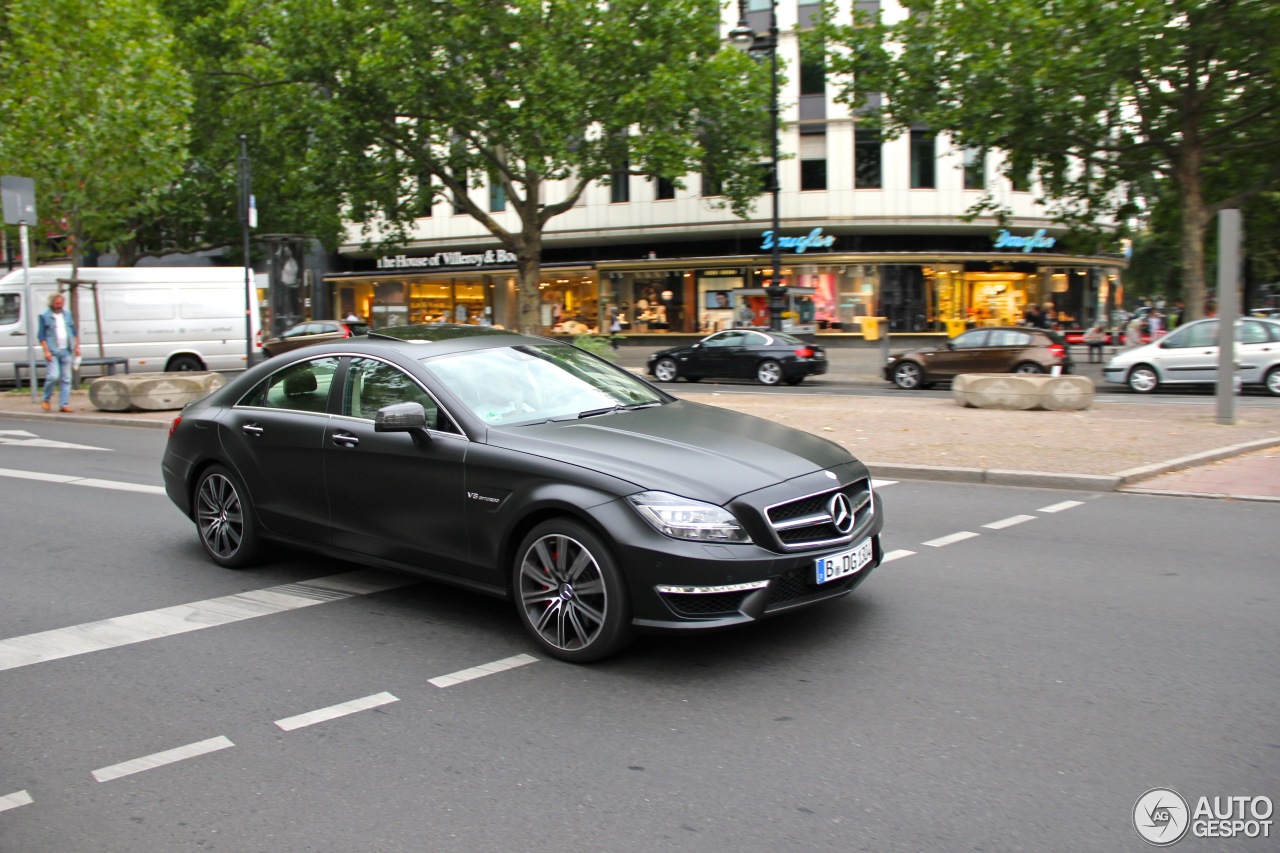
[485,400,855,504]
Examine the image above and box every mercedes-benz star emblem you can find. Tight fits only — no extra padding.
[827,493,855,534]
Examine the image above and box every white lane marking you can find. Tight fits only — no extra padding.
[429,654,538,688]
[1038,500,1083,513]
[92,736,233,783]
[0,466,160,494]
[0,430,111,451]
[871,479,897,489]
[882,549,916,563]
[983,514,1036,530]
[0,570,416,673]
[275,692,399,732]
[922,531,980,548]
[0,790,33,813]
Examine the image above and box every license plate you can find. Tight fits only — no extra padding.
[814,538,873,584]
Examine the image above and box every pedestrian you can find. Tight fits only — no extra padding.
[1022,303,1042,327]
[1125,315,1143,346]
[609,307,622,350]
[1083,321,1107,363]
[1041,301,1057,329]
[1167,300,1184,329]
[37,293,80,413]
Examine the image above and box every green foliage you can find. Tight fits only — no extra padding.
[571,333,618,362]
[0,0,192,261]
[814,0,1280,322]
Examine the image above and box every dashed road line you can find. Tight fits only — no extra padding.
[275,692,400,732]
[922,531,980,548]
[429,654,538,688]
[0,570,416,673]
[983,514,1036,530]
[91,736,234,783]
[0,466,163,495]
[0,790,33,813]
[882,549,916,563]
[1038,500,1083,513]
[871,479,897,489]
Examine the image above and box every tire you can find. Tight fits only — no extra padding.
[513,519,633,663]
[1013,362,1045,374]
[1264,366,1280,397]
[653,357,679,382]
[892,361,925,390]
[1127,364,1159,394]
[194,464,262,568]
[756,359,783,386]
[167,354,204,372]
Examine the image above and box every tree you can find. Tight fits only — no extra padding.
[274,0,772,332]
[0,0,192,267]
[815,0,1280,321]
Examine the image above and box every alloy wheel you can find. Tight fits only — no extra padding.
[757,360,782,385]
[197,473,244,560]
[1128,365,1159,393]
[654,358,678,382]
[518,533,608,653]
[893,362,923,389]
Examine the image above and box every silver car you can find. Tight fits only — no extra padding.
[1102,317,1280,395]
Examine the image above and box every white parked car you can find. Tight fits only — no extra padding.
[1102,317,1280,395]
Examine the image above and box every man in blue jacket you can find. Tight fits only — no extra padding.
[37,293,80,412]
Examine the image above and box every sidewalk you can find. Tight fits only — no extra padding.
[3,370,1279,501]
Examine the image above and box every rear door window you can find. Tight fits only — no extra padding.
[241,357,341,413]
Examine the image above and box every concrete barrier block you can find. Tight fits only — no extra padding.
[951,374,1094,411]
[89,372,226,412]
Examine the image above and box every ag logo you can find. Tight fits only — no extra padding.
[1134,788,1190,846]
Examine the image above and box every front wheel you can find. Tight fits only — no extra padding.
[1127,364,1159,394]
[194,464,262,568]
[756,359,783,386]
[652,357,679,382]
[1013,362,1046,374]
[1263,366,1280,397]
[513,519,633,663]
[892,361,924,390]
[167,355,204,372]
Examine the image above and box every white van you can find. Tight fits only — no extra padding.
[0,265,264,381]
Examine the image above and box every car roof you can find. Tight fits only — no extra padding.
[335,323,551,357]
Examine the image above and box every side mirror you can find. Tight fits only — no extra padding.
[375,401,430,443]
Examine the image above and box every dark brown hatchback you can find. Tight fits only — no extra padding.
[262,319,369,358]
[883,326,1071,389]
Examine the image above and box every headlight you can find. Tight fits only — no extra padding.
[627,491,749,543]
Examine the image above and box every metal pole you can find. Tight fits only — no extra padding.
[20,221,37,401]
[1215,209,1241,425]
[238,135,255,368]
[766,1,784,333]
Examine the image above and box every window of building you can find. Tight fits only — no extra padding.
[799,43,825,96]
[963,147,986,190]
[416,171,433,217]
[910,130,935,189]
[799,133,827,191]
[610,157,630,203]
[489,175,506,212]
[703,164,723,197]
[655,176,676,200]
[1008,151,1032,192]
[854,128,882,189]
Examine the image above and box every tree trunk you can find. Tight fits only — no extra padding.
[516,245,543,335]
[1174,143,1207,322]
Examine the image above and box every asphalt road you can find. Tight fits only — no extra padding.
[1,422,1277,851]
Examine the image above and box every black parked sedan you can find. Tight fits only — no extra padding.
[163,325,883,662]
[647,329,828,386]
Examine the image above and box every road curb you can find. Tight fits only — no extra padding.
[868,463,1121,492]
[0,410,171,429]
[1112,435,1280,485]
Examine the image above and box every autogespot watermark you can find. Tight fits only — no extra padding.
[1133,787,1273,845]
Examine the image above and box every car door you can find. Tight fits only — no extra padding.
[974,328,1034,372]
[218,356,340,540]
[1237,320,1279,383]
[1154,321,1219,383]
[687,331,742,378]
[929,329,988,379]
[324,356,472,575]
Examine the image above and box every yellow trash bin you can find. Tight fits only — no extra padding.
[945,318,967,338]
[861,317,883,341]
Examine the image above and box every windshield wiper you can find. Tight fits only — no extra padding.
[576,401,663,419]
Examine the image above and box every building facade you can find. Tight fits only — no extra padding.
[327,0,1126,338]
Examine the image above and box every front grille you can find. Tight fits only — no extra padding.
[767,568,857,606]
[662,591,749,617]
[765,480,873,552]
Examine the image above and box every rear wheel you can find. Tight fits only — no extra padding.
[1013,362,1045,374]
[513,519,632,663]
[1264,366,1280,397]
[167,354,204,372]
[194,464,262,568]
[892,361,924,390]
[756,359,783,386]
[1127,364,1159,394]
[653,357,679,382]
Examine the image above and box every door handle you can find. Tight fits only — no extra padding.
[241,423,264,436]
[9,330,24,336]
[332,431,359,448]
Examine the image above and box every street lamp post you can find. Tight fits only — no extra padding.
[729,0,785,332]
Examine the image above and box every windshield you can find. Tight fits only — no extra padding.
[423,344,667,426]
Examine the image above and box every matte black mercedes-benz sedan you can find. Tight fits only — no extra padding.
[162,325,883,662]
